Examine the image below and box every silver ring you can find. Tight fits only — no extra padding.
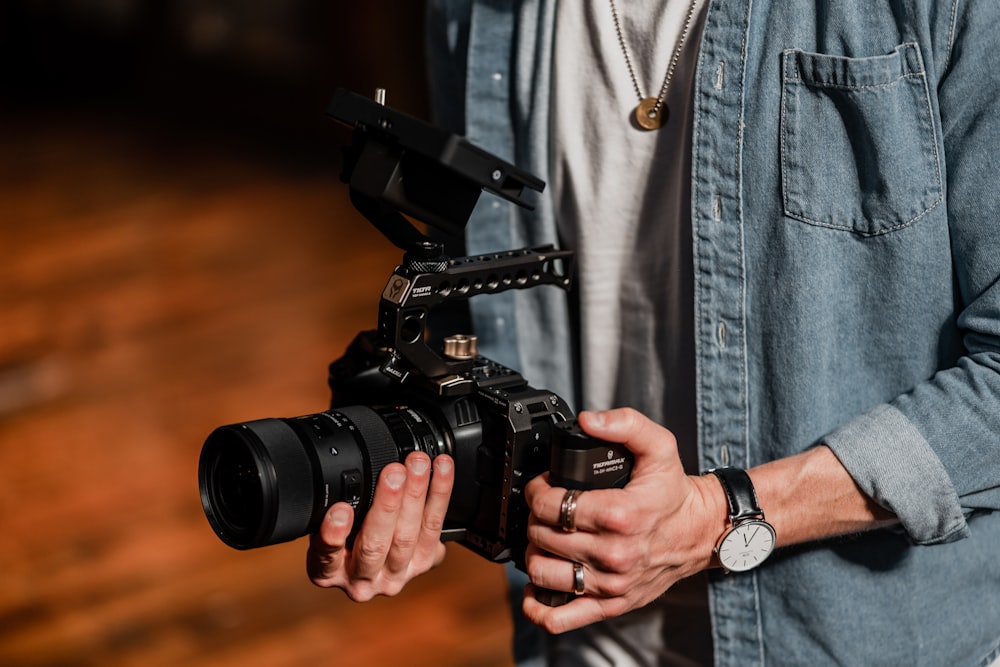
[560,488,581,533]
[572,561,585,596]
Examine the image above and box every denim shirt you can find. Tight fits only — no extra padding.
[427,1,1000,665]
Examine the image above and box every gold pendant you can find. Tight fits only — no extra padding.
[635,97,667,130]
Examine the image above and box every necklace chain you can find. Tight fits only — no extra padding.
[608,0,700,127]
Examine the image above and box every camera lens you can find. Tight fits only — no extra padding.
[198,405,449,550]
[210,435,264,535]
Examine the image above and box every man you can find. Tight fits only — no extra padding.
[309,1,1000,665]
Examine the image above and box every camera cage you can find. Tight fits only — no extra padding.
[328,88,575,387]
[195,90,633,574]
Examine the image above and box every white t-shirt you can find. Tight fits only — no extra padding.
[550,0,710,664]
[552,0,703,470]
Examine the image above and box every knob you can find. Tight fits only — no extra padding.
[442,335,478,360]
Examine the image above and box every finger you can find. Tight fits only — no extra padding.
[417,454,454,561]
[347,462,407,581]
[524,474,567,528]
[523,583,630,635]
[307,503,354,586]
[525,482,618,536]
[524,543,586,593]
[384,453,433,574]
[577,408,678,466]
[525,512,580,562]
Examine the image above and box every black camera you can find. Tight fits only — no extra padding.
[198,89,632,581]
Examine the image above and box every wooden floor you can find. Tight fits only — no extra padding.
[0,111,515,667]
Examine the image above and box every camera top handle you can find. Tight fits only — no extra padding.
[377,246,574,388]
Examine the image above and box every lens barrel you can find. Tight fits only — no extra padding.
[199,405,433,550]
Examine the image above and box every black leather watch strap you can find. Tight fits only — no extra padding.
[709,467,764,522]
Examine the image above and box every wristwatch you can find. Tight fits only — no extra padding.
[708,467,776,573]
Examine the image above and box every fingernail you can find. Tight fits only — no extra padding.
[327,506,350,527]
[588,411,607,427]
[409,457,429,475]
[436,458,453,474]
[386,469,406,489]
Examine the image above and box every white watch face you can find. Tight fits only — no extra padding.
[717,519,776,572]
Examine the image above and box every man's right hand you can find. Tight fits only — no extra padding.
[307,451,455,601]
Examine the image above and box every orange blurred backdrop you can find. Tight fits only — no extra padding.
[0,3,515,666]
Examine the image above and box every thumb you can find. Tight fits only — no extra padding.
[307,503,354,585]
[577,408,679,469]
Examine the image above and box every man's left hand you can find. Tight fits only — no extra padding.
[521,408,726,634]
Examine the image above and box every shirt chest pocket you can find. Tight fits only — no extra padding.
[779,43,944,236]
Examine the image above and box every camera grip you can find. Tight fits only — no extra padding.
[534,586,575,607]
[536,420,634,607]
[548,420,633,490]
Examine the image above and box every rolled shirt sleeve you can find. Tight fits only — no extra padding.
[824,403,969,545]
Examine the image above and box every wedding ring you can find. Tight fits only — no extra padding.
[559,488,581,533]
[572,561,585,596]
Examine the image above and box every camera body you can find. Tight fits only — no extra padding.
[198,89,632,575]
[327,328,578,563]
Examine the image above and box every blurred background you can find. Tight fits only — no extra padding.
[0,2,515,665]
